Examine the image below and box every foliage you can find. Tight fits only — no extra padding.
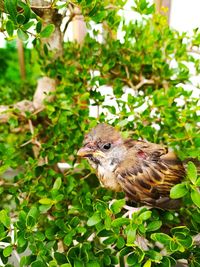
[0,0,200,266]
[0,42,40,104]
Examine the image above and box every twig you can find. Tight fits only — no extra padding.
[63,12,76,36]
[134,78,154,90]
[187,48,200,55]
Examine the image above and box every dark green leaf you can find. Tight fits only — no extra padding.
[5,0,17,23]
[36,21,42,33]
[31,260,47,267]
[17,14,25,24]
[147,221,162,232]
[6,20,14,36]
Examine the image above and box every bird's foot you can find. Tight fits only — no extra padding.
[122,205,151,219]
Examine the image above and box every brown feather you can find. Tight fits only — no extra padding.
[78,124,188,210]
[115,140,185,209]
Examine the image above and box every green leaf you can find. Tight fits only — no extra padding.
[127,226,137,245]
[147,221,162,232]
[54,252,67,264]
[39,198,54,205]
[146,250,163,261]
[17,29,29,41]
[191,188,200,208]
[111,217,130,227]
[87,213,101,226]
[5,0,17,23]
[36,21,42,33]
[6,20,14,36]
[31,260,47,267]
[23,21,34,30]
[116,236,125,249]
[86,261,100,267]
[138,210,152,221]
[143,259,152,267]
[151,233,172,245]
[110,199,125,214]
[187,161,197,184]
[17,14,25,24]
[53,177,62,190]
[17,1,31,23]
[127,253,138,265]
[170,183,188,199]
[40,24,55,38]
[0,210,11,228]
[3,245,12,257]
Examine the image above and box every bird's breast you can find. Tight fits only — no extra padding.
[97,164,122,192]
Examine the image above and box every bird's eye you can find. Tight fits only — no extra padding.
[103,143,111,150]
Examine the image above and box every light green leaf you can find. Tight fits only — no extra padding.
[170,183,188,199]
[111,217,130,227]
[39,198,54,205]
[110,199,125,214]
[138,210,152,221]
[0,210,11,228]
[40,24,55,38]
[187,161,197,184]
[191,189,200,208]
[53,177,62,190]
[143,259,152,267]
[87,213,101,226]
[17,29,29,41]
[3,245,12,257]
[127,226,137,245]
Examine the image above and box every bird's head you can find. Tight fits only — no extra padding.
[77,124,126,168]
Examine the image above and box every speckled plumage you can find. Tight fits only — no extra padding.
[77,124,186,209]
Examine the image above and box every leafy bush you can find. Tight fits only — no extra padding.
[0,0,200,266]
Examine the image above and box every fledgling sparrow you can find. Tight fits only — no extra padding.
[77,123,186,209]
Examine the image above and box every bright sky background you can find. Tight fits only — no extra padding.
[170,0,200,32]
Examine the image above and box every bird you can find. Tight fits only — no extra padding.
[77,123,186,210]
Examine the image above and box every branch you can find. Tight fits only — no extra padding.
[0,77,56,123]
[63,12,76,36]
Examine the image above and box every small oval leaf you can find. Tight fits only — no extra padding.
[191,189,200,208]
[6,20,14,36]
[17,28,29,41]
[40,24,55,38]
[187,161,197,184]
[87,213,101,226]
[170,183,188,199]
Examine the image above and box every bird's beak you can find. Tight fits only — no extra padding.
[77,147,106,158]
[77,147,93,157]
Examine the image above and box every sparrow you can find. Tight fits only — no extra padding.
[77,123,186,209]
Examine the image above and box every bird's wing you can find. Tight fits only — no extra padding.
[115,141,185,208]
